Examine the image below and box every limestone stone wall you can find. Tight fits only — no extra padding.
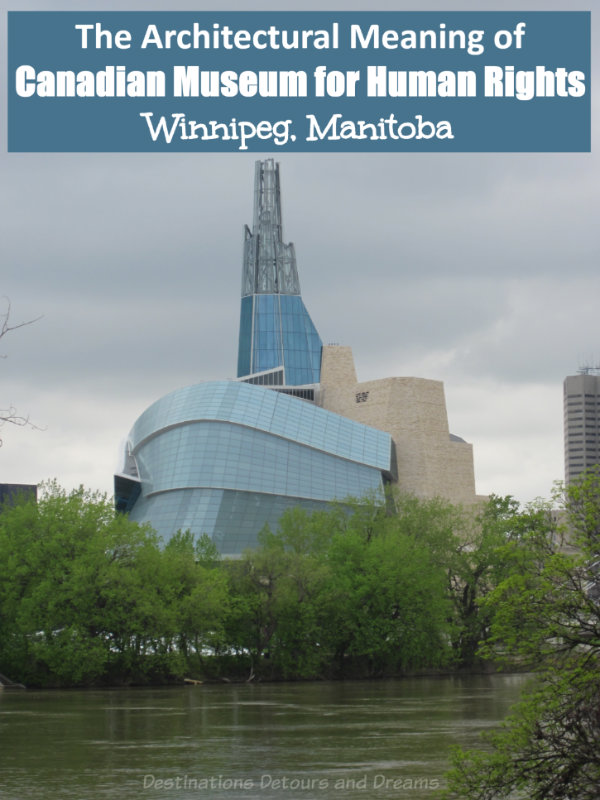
[319,345,479,505]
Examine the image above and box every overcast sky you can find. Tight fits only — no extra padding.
[1,0,597,506]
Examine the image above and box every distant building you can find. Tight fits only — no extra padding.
[115,160,480,555]
[0,483,37,506]
[564,370,600,483]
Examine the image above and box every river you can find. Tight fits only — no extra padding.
[0,674,529,799]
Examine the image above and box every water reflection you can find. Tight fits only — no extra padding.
[0,674,529,799]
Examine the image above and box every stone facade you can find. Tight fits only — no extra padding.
[319,345,481,505]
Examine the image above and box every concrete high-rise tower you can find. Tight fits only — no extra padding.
[564,369,600,483]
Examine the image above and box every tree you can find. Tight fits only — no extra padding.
[159,531,230,676]
[443,470,600,800]
[0,483,230,686]
[386,493,544,669]
[445,495,555,666]
[319,496,455,676]
[224,509,335,680]
[0,482,163,684]
[0,299,41,444]
[224,497,459,680]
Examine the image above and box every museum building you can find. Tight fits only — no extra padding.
[115,160,479,555]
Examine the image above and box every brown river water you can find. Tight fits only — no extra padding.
[0,674,529,799]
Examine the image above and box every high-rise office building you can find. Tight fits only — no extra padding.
[115,160,480,555]
[564,370,600,484]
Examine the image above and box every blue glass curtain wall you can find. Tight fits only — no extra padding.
[129,489,335,556]
[133,420,384,502]
[237,295,253,378]
[130,382,392,473]
[124,381,393,555]
[237,294,322,385]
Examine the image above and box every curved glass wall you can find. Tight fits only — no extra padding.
[123,381,392,555]
[130,490,337,557]
[130,382,391,470]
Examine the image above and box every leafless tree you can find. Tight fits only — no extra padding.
[1,299,42,446]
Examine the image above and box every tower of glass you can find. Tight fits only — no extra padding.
[237,160,322,387]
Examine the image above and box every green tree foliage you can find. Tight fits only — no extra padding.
[0,483,229,686]
[444,495,555,666]
[320,497,454,675]
[223,492,537,680]
[443,471,600,800]
[0,481,550,687]
[161,532,229,671]
[223,508,336,680]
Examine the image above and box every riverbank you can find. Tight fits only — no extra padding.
[3,657,531,691]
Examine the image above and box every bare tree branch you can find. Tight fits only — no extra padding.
[1,298,43,446]
[1,299,43,355]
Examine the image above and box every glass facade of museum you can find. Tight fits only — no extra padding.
[116,160,397,555]
[237,294,322,386]
[120,381,392,556]
[236,159,323,387]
